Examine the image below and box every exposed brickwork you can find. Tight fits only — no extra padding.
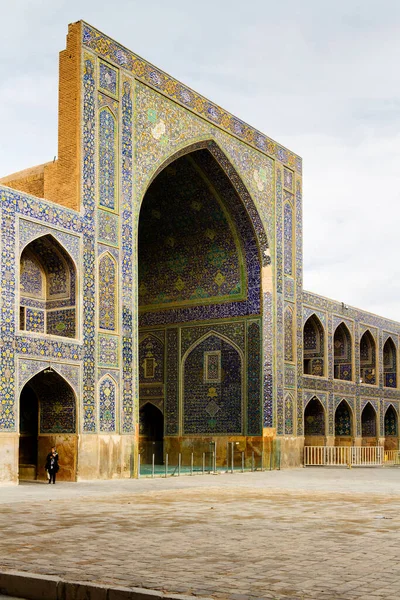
[44,22,82,211]
[0,164,47,197]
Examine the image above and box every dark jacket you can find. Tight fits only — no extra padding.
[45,452,59,473]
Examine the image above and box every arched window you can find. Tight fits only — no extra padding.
[98,253,118,331]
[385,405,398,437]
[360,330,376,385]
[304,397,325,437]
[284,306,294,362]
[303,314,325,376]
[383,337,397,388]
[333,323,352,381]
[335,400,352,437]
[19,235,77,338]
[361,402,377,438]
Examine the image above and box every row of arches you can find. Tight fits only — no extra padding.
[19,234,118,339]
[285,311,397,386]
[305,397,398,448]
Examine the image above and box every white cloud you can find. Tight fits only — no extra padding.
[1,0,400,318]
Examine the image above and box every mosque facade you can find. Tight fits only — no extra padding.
[0,21,399,483]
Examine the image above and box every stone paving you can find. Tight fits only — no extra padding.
[1,468,400,599]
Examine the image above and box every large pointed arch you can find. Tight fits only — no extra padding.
[138,139,269,260]
[137,140,269,461]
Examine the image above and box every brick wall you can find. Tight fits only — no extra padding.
[44,21,82,211]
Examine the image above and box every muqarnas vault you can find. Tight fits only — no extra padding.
[1,21,400,483]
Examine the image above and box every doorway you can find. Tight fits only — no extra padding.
[19,369,77,482]
[139,403,164,465]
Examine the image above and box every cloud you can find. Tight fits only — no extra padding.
[1,0,400,319]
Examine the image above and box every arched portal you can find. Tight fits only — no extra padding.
[360,330,376,385]
[137,145,264,464]
[383,337,397,388]
[139,403,164,465]
[335,400,353,446]
[361,402,377,446]
[333,323,352,381]
[304,397,326,446]
[384,405,399,450]
[18,370,77,482]
[303,314,325,376]
[19,235,77,338]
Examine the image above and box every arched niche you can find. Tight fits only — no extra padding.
[98,375,117,433]
[98,252,118,332]
[137,142,266,453]
[19,369,77,482]
[384,405,399,451]
[335,400,353,446]
[19,234,77,338]
[360,330,376,385]
[333,323,352,381]
[304,397,326,446]
[284,306,294,362]
[383,337,397,388]
[303,314,325,377]
[361,402,377,445]
[138,148,262,323]
[182,333,243,435]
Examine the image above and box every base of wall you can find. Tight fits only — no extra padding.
[0,433,19,484]
[279,436,305,468]
[0,433,138,484]
[162,429,289,469]
[77,434,138,480]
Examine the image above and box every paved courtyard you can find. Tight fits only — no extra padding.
[1,468,400,599]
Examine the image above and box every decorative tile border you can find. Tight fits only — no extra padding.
[82,23,302,174]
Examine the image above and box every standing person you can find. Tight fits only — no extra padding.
[45,447,59,484]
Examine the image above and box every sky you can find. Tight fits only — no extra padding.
[1,0,400,320]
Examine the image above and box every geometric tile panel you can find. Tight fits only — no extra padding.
[98,334,119,368]
[98,209,119,246]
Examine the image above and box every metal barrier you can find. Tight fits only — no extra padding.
[304,446,384,467]
[137,440,281,477]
